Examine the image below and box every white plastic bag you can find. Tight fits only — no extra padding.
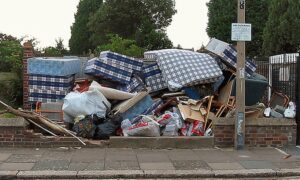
[62,89,111,123]
[123,121,160,137]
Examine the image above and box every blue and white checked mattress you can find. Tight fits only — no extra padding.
[100,51,143,72]
[205,38,257,76]
[85,58,133,84]
[117,76,145,93]
[28,97,64,103]
[28,57,81,76]
[28,74,75,91]
[144,49,223,91]
[143,63,168,92]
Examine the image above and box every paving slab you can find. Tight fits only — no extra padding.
[106,150,137,161]
[40,151,72,161]
[0,153,11,162]
[193,149,235,163]
[0,171,18,180]
[273,161,300,169]
[77,170,144,179]
[6,154,41,163]
[105,160,140,170]
[71,149,105,162]
[17,170,77,179]
[68,162,89,171]
[172,160,211,170]
[32,160,70,170]
[84,161,105,171]
[208,162,245,170]
[139,162,175,170]
[239,160,276,169]
[167,149,200,161]
[137,153,171,163]
[0,162,34,171]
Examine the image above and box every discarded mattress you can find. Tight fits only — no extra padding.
[28,74,75,103]
[99,51,143,72]
[117,76,145,93]
[85,57,133,84]
[28,74,75,91]
[143,63,168,92]
[205,38,257,76]
[144,49,223,91]
[28,57,81,76]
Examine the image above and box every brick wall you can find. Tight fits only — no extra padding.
[214,118,297,147]
[0,118,103,148]
[22,42,34,110]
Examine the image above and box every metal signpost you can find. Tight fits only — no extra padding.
[232,0,251,150]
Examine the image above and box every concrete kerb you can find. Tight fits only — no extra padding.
[17,171,77,179]
[2,169,299,179]
[0,171,18,180]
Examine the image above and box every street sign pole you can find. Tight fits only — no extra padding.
[235,0,246,150]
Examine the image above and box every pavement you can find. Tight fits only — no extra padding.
[0,146,299,179]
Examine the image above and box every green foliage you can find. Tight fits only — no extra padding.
[69,0,103,54]
[88,0,176,50]
[0,33,23,74]
[262,0,300,55]
[95,34,144,57]
[206,0,269,57]
[43,38,68,56]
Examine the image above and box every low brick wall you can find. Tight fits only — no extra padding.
[214,118,297,147]
[0,118,103,147]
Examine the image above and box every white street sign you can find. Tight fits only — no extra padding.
[231,23,252,41]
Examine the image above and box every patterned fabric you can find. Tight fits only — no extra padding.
[100,51,143,72]
[29,74,74,83]
[28,74,74,103]
[145,49,223,91]
[28,57,81,76]
[143,63,168,92]
[117,76,145,93]
[85,58,133,84]
[205,38,257,76]
[29,97,63,103]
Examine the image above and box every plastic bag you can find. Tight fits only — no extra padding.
[123,121,160,137]
[62,89,111,123]
[94,121,117,140]
[72,115,96,139]
[180,122,190,136]
[188,121,204,136]
[163,124,178,136]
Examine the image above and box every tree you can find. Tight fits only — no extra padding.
[95,34,144,57]
[262,0,300,56]
[0,33,22,73]
[69,0,103,54]
[0,33,23,106]
[55,38,67,55]
[88,0,176,50]
[206,0,269,58]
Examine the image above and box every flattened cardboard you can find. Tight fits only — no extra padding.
[177,104,204,122]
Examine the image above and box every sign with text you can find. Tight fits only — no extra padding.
[231,23,251,41]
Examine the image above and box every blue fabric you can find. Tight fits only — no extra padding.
[120,95,154,122]
[143,63,168,92]
[145,49,223,91]
[85,58,133,84]
[100,51,143,72]
[28,57,80,76]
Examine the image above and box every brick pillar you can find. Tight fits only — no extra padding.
[23,42,34,109]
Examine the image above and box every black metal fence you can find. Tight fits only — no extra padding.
[256,53,299,102]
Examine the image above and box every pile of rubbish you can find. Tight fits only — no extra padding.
[20,38,295,141]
